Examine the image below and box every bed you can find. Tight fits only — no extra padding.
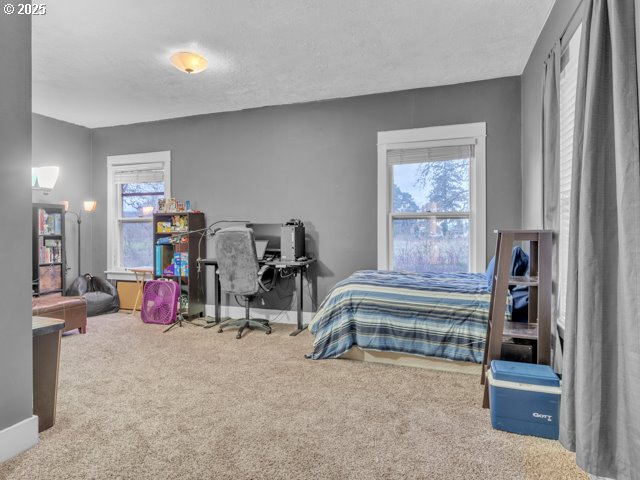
[307,269,512,364]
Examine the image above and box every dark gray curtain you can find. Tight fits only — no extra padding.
[560,1,640,478]
[542,42,563,372]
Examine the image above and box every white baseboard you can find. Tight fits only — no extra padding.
[0,415,38,463]
[204,304,315,326]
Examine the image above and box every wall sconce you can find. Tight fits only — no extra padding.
[32,166,60,194]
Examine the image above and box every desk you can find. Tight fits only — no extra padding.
[198,257,316,336]
[128,267,153,316]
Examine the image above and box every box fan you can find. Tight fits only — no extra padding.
[141,279,179,325]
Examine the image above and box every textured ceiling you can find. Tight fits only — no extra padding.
[32,0,555,128]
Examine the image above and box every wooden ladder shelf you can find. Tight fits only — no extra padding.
[480,229,553,408]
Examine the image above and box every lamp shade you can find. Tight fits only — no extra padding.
[170,52,208,74]
[35,166,59,190]
[83,200,97,212]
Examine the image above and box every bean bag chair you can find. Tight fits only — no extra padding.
[66,274,120,316]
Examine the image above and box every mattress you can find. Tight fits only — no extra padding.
[308,269,508,363]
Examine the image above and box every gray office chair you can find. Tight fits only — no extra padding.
[214,227,275,339]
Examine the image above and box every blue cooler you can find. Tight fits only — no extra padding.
[488,360,561,439]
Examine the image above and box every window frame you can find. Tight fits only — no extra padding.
[377,123,486,273]
[106,151,171,280]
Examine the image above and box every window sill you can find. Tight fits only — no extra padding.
[105,270,137,282]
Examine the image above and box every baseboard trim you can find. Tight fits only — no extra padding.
[204,304,315,326]
[0,415,38,463]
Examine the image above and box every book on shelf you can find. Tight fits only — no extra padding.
[155,245,174,276]
[38,209,62,236]
[173,252,189,277]
[155,246,189,277]
[39,238,62,264]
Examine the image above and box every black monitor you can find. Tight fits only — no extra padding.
[248,223,281,251]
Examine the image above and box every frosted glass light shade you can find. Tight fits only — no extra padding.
[35,166,59,190]
[83,200,97,212]
[170,52,208,74]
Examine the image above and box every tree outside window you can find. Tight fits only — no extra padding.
[391,157,470,273]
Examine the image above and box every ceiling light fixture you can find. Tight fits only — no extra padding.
[170,51,208,74]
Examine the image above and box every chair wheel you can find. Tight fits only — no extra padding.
[217,328,223,333]
[236,332,242,339]
[266,328,272,335]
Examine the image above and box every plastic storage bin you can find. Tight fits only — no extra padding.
[487,360,561,439]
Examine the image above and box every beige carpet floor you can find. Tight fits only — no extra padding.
[1,313,586,480]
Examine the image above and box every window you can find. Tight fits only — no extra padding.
[557,26,581,330]
[377,123,486,273]
[107,152,171,277]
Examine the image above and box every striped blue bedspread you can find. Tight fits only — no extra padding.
[308,270,502,363]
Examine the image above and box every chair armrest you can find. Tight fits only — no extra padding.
[258,265,275,292]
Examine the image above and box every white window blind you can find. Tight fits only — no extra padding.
[387,144,473,164]
[113,163,165,184]
[557,25,581,330]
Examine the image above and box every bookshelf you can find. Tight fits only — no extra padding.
[32,203,66,296]
[152,212,206,318]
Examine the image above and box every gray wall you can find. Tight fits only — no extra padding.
[0,15,33,431]
[521,0,583,228]
[32,114,94,283]
[91,76,522,307]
